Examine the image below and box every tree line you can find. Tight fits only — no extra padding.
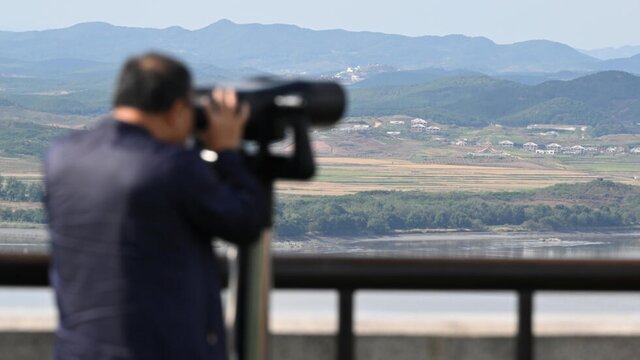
[0,176,43,202]
[0,208,46,223]
[1,178,638,231]
[275,181,640,238]
[0,176,45,224]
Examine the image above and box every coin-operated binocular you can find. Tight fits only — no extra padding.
[194,78,346,360]
[194,78,346,181]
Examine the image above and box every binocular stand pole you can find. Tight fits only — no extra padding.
[227,117,315,360]
[226,194,273,360]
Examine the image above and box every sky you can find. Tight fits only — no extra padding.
[2,0,639,49]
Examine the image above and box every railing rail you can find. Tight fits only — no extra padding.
[4,254,640,360]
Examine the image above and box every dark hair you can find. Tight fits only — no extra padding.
[113,52,191,113]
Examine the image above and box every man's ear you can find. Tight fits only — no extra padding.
[166,99,186,125]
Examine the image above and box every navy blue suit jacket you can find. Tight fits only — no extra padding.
[45,118,263,359]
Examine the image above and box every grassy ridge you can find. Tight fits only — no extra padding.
[0,121,70,157]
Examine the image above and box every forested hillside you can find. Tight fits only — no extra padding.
[348,71,640,135]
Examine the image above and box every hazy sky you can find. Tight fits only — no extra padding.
[3,0,639,49]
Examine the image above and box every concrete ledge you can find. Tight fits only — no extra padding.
[4,332,640,360]
[0,332,53,360]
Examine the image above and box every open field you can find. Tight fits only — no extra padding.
[0,156,42,178]
[276,156,638,196]
[277,157,592,195]
[0,120,637,197]
[0,201,42,210]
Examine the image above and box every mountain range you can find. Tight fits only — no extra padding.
[1,20,640,75]
[1,20,640,136]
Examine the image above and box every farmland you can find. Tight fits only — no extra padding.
[0,113,639,198]
[274,118,640,196]
[276,156,636,195]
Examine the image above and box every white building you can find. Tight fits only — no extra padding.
[570,145,585,154]
[389,120,405,125]
[425,126,440,134]
[499,140,514,148]
[411,118,428,125]
[334,123,370,132]
[410,124,426,133]
[523,142,538,152]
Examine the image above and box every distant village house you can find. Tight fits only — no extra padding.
[570,145,585,154]
[410,124,426,133]
[334,121,371,132]
[499,140,514,148]
[425,126,441,134]
[545,143,562,154]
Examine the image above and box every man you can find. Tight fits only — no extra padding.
[45,53,264,359]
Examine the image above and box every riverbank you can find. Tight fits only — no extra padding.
[2,225,640,259]
[272,229,640,258]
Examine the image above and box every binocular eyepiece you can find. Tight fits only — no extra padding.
[193,78,346,143]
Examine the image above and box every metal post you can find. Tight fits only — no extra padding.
[338,289,354,360]
[229,228,273,360]
[517,290,534,360]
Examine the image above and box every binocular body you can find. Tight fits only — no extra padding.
[193,78,346,143]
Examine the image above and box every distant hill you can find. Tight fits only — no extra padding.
[352,68,590,88]
[601,54,640,74]
[0,20,605,74]
[581,46,640,60]
[0,58,266,116]
[349,71,640,134]
[3,59,639,136]
[352,68,481,88]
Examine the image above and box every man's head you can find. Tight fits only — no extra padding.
[112,53,194,144]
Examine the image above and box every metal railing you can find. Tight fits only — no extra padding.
[3,254,640,360]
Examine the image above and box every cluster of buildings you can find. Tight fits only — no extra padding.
[333,121,372,133]
[333,118,442,136]
[330,119,640,157]
[383,118,441,136]
[405,118,441,135]
[499,141,640,155]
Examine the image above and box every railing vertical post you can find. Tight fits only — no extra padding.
[517,290,534,360]
[338,288,354,360]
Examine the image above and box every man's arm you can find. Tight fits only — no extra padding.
[174,149,265,245]
[178,89,265,244]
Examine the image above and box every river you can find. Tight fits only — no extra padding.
[2,228,640,334]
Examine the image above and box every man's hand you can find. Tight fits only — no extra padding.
[204,89,250,152]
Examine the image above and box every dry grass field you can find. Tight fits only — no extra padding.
[1,141,638,198]
[276,156,637,196]
[0,157,42,178]
[0,201,42,210]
